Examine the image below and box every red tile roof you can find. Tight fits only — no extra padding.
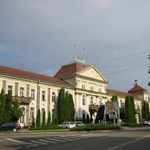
[0,65,71,86]
[54,63,85,77]
[106,89,141,99]
[128,85,148,94]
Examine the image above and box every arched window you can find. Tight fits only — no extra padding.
[82,95,86,105]
[90,96,93,105]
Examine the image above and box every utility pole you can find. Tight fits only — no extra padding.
[148,55,150,86]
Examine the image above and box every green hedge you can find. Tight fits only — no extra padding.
[29,125,64,130]
[69,122,121,131]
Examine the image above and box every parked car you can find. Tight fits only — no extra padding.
[76,121,85,127]
[117,121,124,126]
[0,122,21,132]
[58,122,76,129]
[19,123,25,128]
[145,121,150,125]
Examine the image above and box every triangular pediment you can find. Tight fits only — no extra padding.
[77,65,108,82]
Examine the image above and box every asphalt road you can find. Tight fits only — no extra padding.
[0,127,150,150]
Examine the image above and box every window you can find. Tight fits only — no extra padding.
[8,85,12,94]
[30,107,34,119]
[42,91,45,101]
[82,85,85,89]
[20,87,24,97]
[82,95,86,105]
[120,100,125,109]
[98,88,101,92]
[83,110,85,116]
[99,97,102,105]
[52,109,55,113]
[41,108,45,118]
[90,87,93,91]
[8,85,12,91]
[31,89,35,99]
[52,92,55,102]
[90,96,93,105]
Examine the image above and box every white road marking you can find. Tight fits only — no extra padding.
[46,138,66,142]
[52,137,74,141]
[5,138,29,144]
[38,139,57,143]
[30,140,48,145]
[109,135,150,150]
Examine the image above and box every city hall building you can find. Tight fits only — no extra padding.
[0,55,149,125]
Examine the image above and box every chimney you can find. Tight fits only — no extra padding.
[134,80,138,87]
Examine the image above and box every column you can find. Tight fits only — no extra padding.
[75,94,79,118]
[79,94,82,118]
[2,80,7,94]
[47,88,51,119]
[86,82,89,90]
[15,82,19,96]
[86,95,89,118]
[26,84,30,97]
[37,85,41,113]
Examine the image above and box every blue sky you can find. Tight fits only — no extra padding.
[0,0,150,93]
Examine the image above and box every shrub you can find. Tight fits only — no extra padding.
[69,122,120,131]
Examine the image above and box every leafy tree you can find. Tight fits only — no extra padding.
[56,115,59,125]
[0,89,6,124]
[36,109,40,127]
[120,108,126,120]
[47,111,51,126]
[142,101,150,121]
[96,105,105,121]
[5,90,13,122]
[87,114,89,123]
[42,111,45,127]
[12,99,22,122]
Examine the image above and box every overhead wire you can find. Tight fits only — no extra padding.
[103,63,149,76]
[93,50,150,65]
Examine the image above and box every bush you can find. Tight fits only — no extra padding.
[29,125,64,130]
[69,122,121,131]
[24,125,29,129]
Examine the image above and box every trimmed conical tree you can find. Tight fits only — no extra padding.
[69,94,74,121]
[130,96,136,123]
[36,109,41,127]
[52,113,55,125]
[0,89,6,124]
[87,114,89,123]
[125,95,132,124]
[42,111,45,127]
[83,113,85,123]
[57,88,65,124]
[5,90,13,122]
[47,111,51,126]
[65,92,69,121]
